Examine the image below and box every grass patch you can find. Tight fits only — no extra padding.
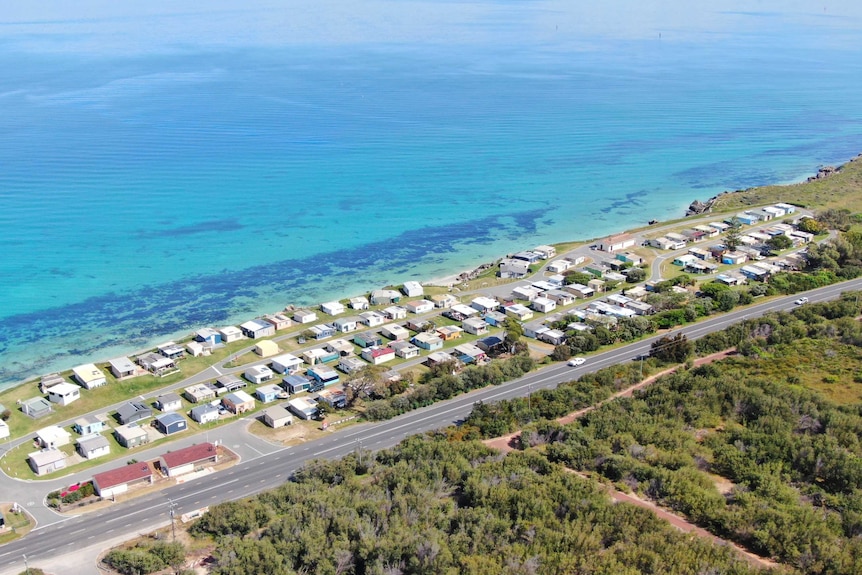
[712,155,862,212]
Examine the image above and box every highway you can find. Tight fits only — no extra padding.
[2,277,861,574]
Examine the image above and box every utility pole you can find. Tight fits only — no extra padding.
[23,553,29,575]
[527,384,534,410]
[356,439,363,467]
[168,498,177,541]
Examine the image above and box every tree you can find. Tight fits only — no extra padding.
[503,318,523,346]
[625,267,646,283]
[564,271,594,286]
[798,217,825,234]
[766,234,793,252]
[650,333,693,363]
[724,217,743,251]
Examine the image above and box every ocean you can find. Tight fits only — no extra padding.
[1,1,862,387]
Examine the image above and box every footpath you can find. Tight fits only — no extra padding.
[482,349,779,570]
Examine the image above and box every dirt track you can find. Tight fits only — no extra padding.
[482,350,779,570]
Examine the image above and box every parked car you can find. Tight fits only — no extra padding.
[795,297,809,305]
[567,357,586,367]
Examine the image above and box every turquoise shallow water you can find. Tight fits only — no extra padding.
[1,2,862,387]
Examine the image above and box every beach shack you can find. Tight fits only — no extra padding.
[155,392,182,412]
[359,311,386,327]
[108,357,137,379]
[381,324,410,341]
[76,434,111,460]
[255,384,283,403]
[338,356,367,374]
[293,309,318,324]
[218,326,243,343]
[73,415,105,436]
[240,319,275,339]
[264,313,292,331]
[271,353,303,374]
[72,363,107,389]
[36,425,71,449]
[307,365,341,387]
[244,365,275,384]
[288,397,319,420]
[47,382,80,406]
[195,328,223,346]
[281,374,313,395]
[114,424,150,449]
[402,281,424,297]
[320,301,345,316]
[190,403,220,424]
[116,402,153,425]
[215,374,246,393]
[223,390,256,414]
[412,332,443,351]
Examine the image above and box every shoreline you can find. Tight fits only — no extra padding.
[0,156,851,394]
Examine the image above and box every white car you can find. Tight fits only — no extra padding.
[794,297,809,305]
[567,357,586,367]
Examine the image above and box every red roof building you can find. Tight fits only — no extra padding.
[159,442,218,477]
[92,462,153,497]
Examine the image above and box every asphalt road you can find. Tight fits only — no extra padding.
[2,277,861,574]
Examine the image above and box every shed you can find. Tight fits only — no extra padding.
[261,405,293,428]
[154,412,188,435]
[253,340,280,357]
[28,449,67,476]
[93,462,153,497]
[293,309,318,324]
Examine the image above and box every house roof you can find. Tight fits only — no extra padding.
[78,434,110,451]
[155,412,186,426]
[36,426,71,444]
[108,357,136,372]
[157,392,182,405]
[161,442,217,469]
[94,462,152,490]
[114,423,149,440]
[224,390,255,404]
[48,382,80,396]
[117,402,151,419]
[191,403,219,417]
[28,449,66,466]
[262,405,292,421]
[72,363,104,383]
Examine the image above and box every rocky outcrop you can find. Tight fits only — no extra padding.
[685,198,715,216]
[807,165,838,182]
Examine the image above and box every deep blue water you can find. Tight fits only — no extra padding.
[1,1,862,387]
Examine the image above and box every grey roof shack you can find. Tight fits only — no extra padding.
[116,402,153,425]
